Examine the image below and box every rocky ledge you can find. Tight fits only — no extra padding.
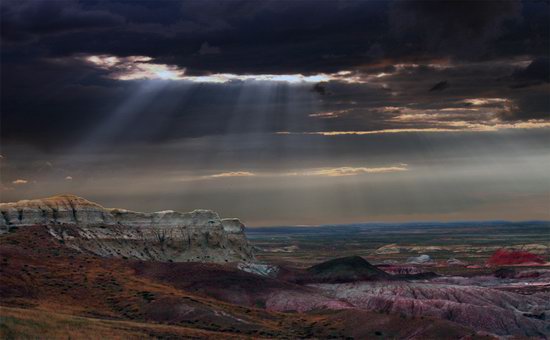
[0,194,254,263]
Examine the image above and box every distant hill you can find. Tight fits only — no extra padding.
[306,256,391,283]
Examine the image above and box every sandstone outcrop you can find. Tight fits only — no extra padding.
[0,195,254,263]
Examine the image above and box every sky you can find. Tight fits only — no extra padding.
[0,0,549,226]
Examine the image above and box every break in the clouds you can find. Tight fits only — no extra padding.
[82,54,349,83]
[1,0,549,225]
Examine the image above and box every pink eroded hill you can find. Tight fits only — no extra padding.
[487,249,545,266]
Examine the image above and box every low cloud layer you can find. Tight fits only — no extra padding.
[300,166,408,177]
[11,179,28,185]
[190,165,408,181]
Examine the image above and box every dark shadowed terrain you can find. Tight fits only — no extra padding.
[1,225,491,339]
[1,220,549,338]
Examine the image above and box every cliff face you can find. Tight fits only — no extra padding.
[0,195,254,263]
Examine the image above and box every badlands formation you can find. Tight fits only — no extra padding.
[0,194,254,263]
[1,195,549,337]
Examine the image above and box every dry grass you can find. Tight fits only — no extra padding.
[0,306,250,339]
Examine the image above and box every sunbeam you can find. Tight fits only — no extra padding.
[75,80,171,151]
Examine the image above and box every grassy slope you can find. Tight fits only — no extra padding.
[0,306,245,340]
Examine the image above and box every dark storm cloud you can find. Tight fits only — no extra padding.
[429,81,449,92]
[389,0,522,59]
[311,83,328,96]
[0,57,124,148]
[0,0,124,42]
[2,0,543,73]
[496,58,550,119]
[0,0,382,73]
[511,57,550,86]
[502,85,550,120]
[1,0,549,151]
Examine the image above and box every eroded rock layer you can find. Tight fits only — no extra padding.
[0,195,254,263]
[312,281,550,336]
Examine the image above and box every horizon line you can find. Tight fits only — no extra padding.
[247,219,550,229]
